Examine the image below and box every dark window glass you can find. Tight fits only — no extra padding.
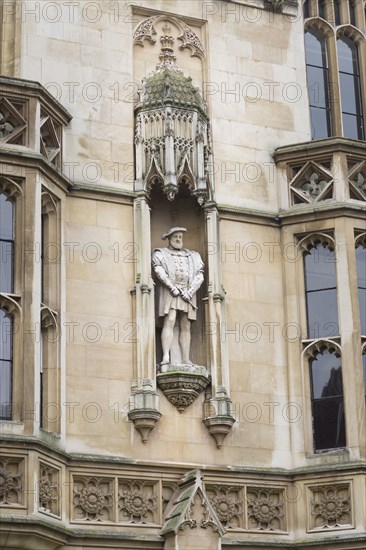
[310,107,332,140]
[318,0,326,18]
[356,245,366,335]
[304,243,339,337]
[349,1,356,26]
[0,192,14,293]
[303,0,310,18]
[334,0,341,25]
[0,309,12,420]
[305,32,332,139]
[337,38,364,140]
[310,350,346,450]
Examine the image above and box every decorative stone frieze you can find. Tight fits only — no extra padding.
[156,364,210,412]
[0,76,71,169]
[38,463,60,517]
[274,138,366,209]
[206,485,243,529]
[247,487,286,531]
[0,457,23,506]
[309,483,352,530]
[73,476,114,522]
[119,479,158,524]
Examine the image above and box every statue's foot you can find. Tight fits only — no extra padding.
[182,360,194,366]
[161,357,170,365]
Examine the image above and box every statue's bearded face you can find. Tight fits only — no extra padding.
[168,232,184,250]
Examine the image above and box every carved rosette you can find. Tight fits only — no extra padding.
[73,477,114,522]
[0,457,23,505]
[119,480,158,524]
[310,484,352,529]
[247,487,285,531]
[39,463,60,516]
[157,365,210,412]
[206,485,243,528]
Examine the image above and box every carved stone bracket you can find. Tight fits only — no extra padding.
[157,365,210,413]
[203,387,235,448]
[128,380,162,442]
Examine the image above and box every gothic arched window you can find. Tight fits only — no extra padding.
[337,37,364,139]
[305,31,332,139]
[304,240,339,338]
[0,191,14,293]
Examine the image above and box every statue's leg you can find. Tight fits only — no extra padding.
[161,309,177,364]
[180,312,192,365]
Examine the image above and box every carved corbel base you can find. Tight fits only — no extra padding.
[203,415,235,448]
[128,381,161,442]
[128,408,162,443]
[203,388,236,448]
[157,365,210,413]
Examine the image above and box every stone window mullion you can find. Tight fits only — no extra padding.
[334,220,366,452]
[327,33,343,135]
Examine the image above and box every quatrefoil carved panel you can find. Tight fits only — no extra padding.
[289,161,333,205]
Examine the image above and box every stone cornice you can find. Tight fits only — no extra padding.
[274,137,366,164]
[0,148,72,193]
[2,435,366,478]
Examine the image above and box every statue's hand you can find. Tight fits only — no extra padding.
[180,290,191,302]
[170,286,180,297]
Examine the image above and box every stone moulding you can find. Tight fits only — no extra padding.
[156,364,210,413]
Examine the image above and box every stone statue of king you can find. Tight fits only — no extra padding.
[152,227,204,368]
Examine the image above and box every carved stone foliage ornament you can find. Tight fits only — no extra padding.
[309,484,352,530]
[263,0,284,12]
[134,24,213,205]
[119,480,158,524]
[73,477,114,522]
[39,463,60,517]
[206,485,244,529]
[0,457,23,506]
[289,161,333,205]
[247,487,285,531]
[156,365,210,413]
[133,16,205,58]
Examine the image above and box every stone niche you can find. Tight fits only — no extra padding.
[128,14,235,446]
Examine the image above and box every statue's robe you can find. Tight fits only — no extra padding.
[152,247,204,321]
